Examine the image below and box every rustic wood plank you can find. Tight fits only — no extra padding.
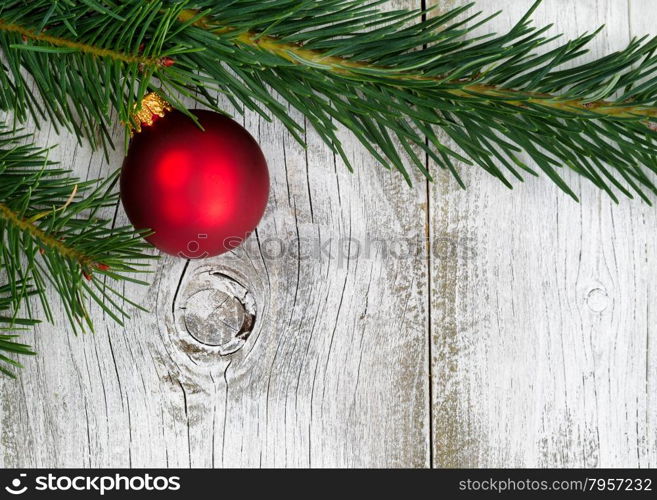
[0,0,430,468]
[3,0,656,470]
[429,0,657,468]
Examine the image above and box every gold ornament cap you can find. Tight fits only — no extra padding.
[130,92,172,133]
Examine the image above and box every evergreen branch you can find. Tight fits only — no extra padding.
[1,0,657,201]
[179,8,657,122]
[173,0,657,200]
[0,128,155,339]
[0,0,192,151]
[0,202,97,267]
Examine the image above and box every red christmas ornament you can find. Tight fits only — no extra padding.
[120,93,269,258]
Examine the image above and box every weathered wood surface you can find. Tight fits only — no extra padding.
[1,0,656,468]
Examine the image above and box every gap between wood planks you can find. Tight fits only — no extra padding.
[421,0,435,470]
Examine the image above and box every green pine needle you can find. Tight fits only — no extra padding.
[0,282,38,378]
[0,0,656,200]
[0,128,155,376]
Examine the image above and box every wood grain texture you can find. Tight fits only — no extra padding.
[429,0,657,468]
[0,0,429,469]
[0,0,655,469]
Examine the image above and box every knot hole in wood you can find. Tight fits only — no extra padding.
[174,269,256,357]
[586,287,610,313]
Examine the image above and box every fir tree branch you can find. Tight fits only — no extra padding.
[179,8,657,122]
[1,0,657,201]
[0,201,97,268]
[4,2,655,126]
[0,128,155,339]
[0,0,192,150]
[172,0,657,200]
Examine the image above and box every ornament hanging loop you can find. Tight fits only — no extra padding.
[130,92,172,134]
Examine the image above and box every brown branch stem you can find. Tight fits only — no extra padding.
[0,19,161,66]
[0,202,95,268]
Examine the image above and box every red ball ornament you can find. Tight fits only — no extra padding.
[120,94,269,258]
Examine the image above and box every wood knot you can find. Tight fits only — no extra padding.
[173,269,256,357]
[586,287,610,313]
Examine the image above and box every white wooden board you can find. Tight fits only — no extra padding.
[0,0,655,468]
[429,0,657,468]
